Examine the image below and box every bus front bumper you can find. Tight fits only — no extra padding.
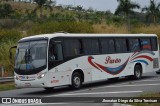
[14,79,50,88]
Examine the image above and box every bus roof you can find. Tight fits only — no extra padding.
[19,33,157,42]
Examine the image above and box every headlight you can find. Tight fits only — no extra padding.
[14,76,19,80]
[37,73,45,79]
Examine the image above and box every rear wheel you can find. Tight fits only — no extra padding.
[134,65,142,80]
[71,72,82,89]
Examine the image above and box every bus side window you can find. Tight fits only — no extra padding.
[63,39,81,57]
[49,43,63,61]
[151,37,158,51]
[128,38,140,52]
[140,38,151,50]
[55,44,63,60]
[115,38,127,53]
[83,39,100,55]
[101,39,115,54]
[49,43,55,61]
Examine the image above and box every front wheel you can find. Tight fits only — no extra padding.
[71,72,82,89]
[44,87,54,91]
[134,65,142,80]
[156,71,160,74]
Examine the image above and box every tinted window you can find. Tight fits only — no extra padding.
[129,38,140,52]
[151,37,157,51]
[115,38,128,53]
[140,38,151,50]
[83,39,99,55]
[63,39,81,57]
[49,42,63,61]
[101,39,115,54]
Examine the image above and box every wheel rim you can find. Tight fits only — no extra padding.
[136,68,141,78]
[73,76,80,87]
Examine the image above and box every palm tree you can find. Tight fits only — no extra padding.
[142,0,160,24]
[34,0,52,18]
[115,0,140,29]
[115,0,140,20]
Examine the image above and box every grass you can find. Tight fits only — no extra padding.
[0,82,15,91]
[0,40,17,77]
[93,24,160,37]
[131,24,160,37]
[93,24,130,34]
[8,1,69,17]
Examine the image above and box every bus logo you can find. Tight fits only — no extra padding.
[88,56,129,75]
[105,56,121,64]
[88,50,154,75]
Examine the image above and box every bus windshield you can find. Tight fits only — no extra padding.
[15,40,47,73]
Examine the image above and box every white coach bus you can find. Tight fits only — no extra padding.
[10,33,159,90]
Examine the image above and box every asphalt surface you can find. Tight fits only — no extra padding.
[0,72,160,105]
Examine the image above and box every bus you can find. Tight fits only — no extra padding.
[10,33,159,90]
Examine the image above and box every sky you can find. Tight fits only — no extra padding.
[56,0,160,13]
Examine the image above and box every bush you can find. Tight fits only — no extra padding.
[27,21,93,35]
[106,16,125,27]
[0,3,14,18]
[0,19,20,29]
[0,41,16,76]
[0,29,22,44]
[18,20,35,31]
[0,29,22,75]
[130,19,143,27]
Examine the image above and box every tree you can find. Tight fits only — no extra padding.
[34,0,52,18]
[87,7,94,13]
[0,3,13,18]
[115,0,140,29]
[142,0,160,24]
[115,0,140,17]
[75,5,83,12]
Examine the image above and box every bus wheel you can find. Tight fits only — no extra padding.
[156,71,160,74]
[71,72,82,89]
[44,87,54,91]
[134,65,142,80]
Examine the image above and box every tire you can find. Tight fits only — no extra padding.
[44,87,54,91]
[156,71,160,74]
[71,72,82,89]
[134,65,142,80]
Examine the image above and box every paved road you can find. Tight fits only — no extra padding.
[0,72,160,105]
[0,72,160,97]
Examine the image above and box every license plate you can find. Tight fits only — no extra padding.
[25,83,31,87]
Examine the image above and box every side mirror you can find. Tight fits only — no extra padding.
[9,46,17,59]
